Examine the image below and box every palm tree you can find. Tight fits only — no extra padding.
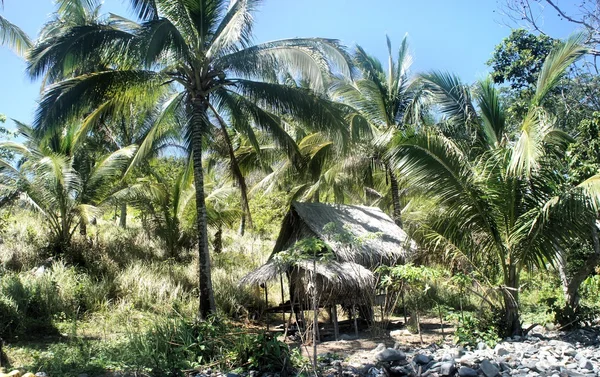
[0,0,31,56]
[330,36,423,227]
[27,0,351,318]
[0,121,135,252]
[111,157,240,259]
[389,34,600,335]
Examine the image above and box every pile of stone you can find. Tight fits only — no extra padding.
[318,327,600,377]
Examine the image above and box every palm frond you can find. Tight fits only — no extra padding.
[0,14,31,56]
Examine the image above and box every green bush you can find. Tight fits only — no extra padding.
[29,337,125,377]
[123,316,295,376]
[0,273,58,339]
[448,310,501,348]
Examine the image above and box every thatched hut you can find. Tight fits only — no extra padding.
[240,202,415,325]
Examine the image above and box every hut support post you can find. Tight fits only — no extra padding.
[312,258,318,371]
[332,305,339,341]
[353,306,359,338]
[264,284,269,331]
[280,274,286,327]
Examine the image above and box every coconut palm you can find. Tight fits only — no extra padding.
[0,121,136,251]
[330,36,424,227]
[0,0,31,56]
[388,34,600,335]
[27,0,352,318]
[111,157,240,259]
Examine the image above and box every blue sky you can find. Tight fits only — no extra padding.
[0,0,576,128]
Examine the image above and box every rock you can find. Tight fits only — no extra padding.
[373,343,386,353]
[499,361,511,372]
[480,359,500,377]
[414,354,432,365]
[441,353,455,362]
[478,342,489,351]
[226,373,239,377]
[578,358,593,370]
[34,374,48,377]
[458,366,478,377]
[390,329,413,337]
[440,362,456,376]
[495,346,510,357]
[564,348,577,357]
[535,360,551,372]
[359,364,376,374]
[376,348,407,362]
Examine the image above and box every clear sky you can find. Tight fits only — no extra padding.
[0,0,576,128]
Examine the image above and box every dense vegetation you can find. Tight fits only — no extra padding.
[1,1,599,376]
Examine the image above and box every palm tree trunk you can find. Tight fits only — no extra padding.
[214,224,223,254]
[191,97,216,319]
[557,225,600,318]
[388,167,403,228]
[119,202,127,229]
[79,219,87,236]
[238,214,246,236]
[502,264,522,336]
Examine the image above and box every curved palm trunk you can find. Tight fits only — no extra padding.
[557,225,600,317]
[208,104,253,230]
[191,98,216,319]
[388,166,403,228]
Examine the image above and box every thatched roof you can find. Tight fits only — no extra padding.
[274,202,415,267]
[239,259,375,305]
[239,203,415,301]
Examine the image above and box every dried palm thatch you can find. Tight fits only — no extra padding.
[239,202,415,305]
[275,202,415,267]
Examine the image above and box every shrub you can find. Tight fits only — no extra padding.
[448,310,501,348]
[0,273,58,339]
[123,316,295,376]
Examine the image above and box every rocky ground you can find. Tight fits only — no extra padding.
[315,326,600,377]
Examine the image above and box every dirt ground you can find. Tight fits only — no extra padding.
[275,315,456,364]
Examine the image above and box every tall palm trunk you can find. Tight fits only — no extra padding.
[503,263,522,336]
[119,202,127,228]
[388,165,402,228]
[191,97,216,319]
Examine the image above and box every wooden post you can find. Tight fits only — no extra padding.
[312,258,318,370]
[280,274,286,326]
[332,305,339,341]
[264,283,269,331]
[353,306,359,338]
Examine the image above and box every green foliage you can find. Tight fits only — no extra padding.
[248,191,288,238]
[124,317,295,376]
[448,311,501,348]
[567,112,600,184]
[29,337,124,377]
[488,29,556,90]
